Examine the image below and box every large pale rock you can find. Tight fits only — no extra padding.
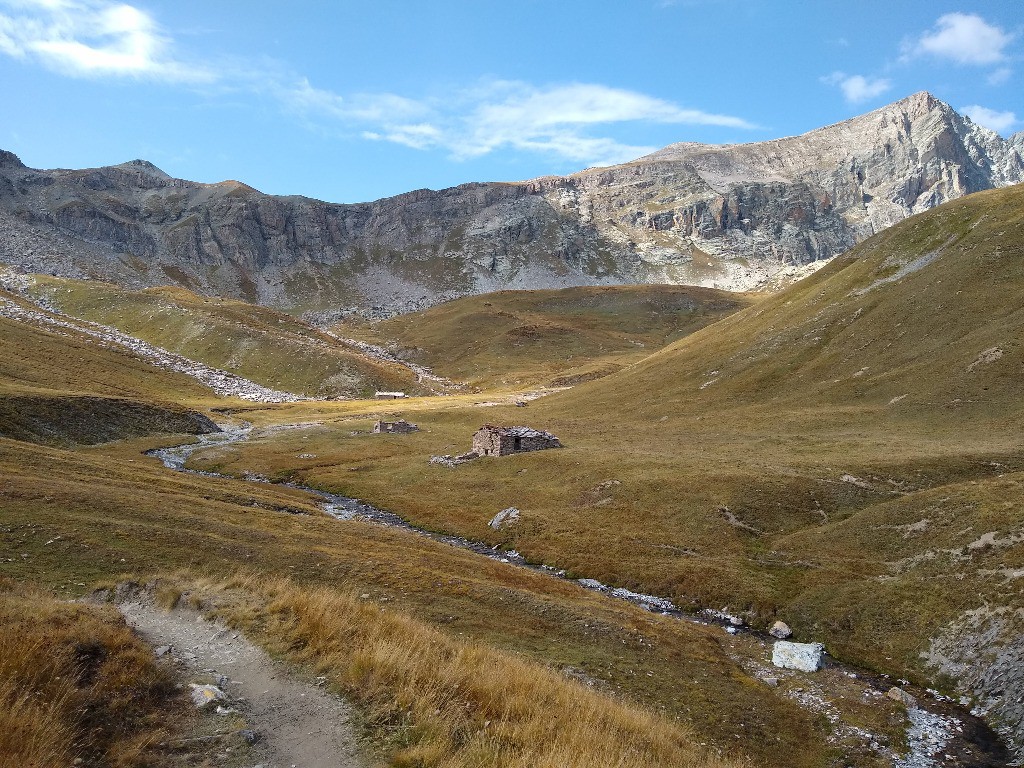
[772,641,825,672]
[489,507,520,529]
[887,686,918,708]
[189,683,227,709]
[769,620,793,639]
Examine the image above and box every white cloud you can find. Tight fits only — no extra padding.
[0,0,212,81]
[0,1,756,168]
[962,105,1017,134]
[908,13,1013,65]
[291,79,756,167]
[285,79,428,123]
[821,72,892,104]
[987,67,1013,86]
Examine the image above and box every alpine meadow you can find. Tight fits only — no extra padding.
[1,3,1023,767]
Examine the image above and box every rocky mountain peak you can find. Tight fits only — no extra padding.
[0,94,1021,313]
[0,150,25,169]
[114,159,171,178]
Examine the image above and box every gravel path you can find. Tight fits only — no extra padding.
[119,600,369,768]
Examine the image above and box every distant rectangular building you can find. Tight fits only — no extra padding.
[374,391,407,399]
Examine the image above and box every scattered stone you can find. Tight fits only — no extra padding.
[189,683,227,709]
[373,419,418,434]
[489,507,520,529]
[772,641,825,672]
[769,620,793,639]
[297,453,317,459]
[429,451,479,468]
[578,578,605,590]
[840,473,873,490]
[967,346,1003,372]
[887,686,919,708]
[238,729,260,745]
[154,644,172,657]
[763,677,779,687]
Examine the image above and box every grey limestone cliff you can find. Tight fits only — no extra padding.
[0,92,1021,314]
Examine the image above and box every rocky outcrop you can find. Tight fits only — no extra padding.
[0,93,1020,313]
[772,641,825,672]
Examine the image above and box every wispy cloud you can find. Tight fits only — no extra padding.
[0,1,757,168]
[289,79,757,167]
[821,72,892,104]
[962,105,1018,134]
[987,67,1013,86]
[904,13,1014,65]
[0,0,213,81]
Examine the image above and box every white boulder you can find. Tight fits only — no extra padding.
[189,683,227,709]
[772,641,825,672]
[769,620,793,639]
[489,507,520,529]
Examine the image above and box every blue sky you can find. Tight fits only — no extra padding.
[1,1,1021,202]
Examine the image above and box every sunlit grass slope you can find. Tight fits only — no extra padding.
[210,185,1024,693]
[0,294,218,443]
[25,277,417,398]
[343,284,754,387]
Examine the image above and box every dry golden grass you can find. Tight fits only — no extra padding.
[172,574,746,768]
[0,434,838,766]
[0,579,174,768]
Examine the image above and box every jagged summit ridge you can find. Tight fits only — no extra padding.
[0,93,1021,313]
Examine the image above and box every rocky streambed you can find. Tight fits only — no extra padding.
[149,424,1012,768]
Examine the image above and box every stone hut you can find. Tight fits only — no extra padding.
[375,391,407,400]
[472,425,562,457]
[373,419,418,434]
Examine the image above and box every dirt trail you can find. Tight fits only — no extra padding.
[119,599,370,768]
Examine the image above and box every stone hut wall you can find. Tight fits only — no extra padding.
[509,433,559,453]
[473,428,503,456]
[473,426,561,457]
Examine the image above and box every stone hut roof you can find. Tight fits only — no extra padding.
[478,424,557,438]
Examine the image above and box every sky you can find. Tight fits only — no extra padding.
[1,1,1021,203]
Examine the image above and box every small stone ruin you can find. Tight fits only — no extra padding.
[373,419,418,434]
[472,424,562,457]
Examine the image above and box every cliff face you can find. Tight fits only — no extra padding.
[1,92,1021,314]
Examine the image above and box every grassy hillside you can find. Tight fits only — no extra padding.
[343,284,754,387]
[0,432,853,768]
[0,299,213,403]
[4,185,1022,764]
[23,278,418,398]
[205,185,1024,719]
[0,297,221,444]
